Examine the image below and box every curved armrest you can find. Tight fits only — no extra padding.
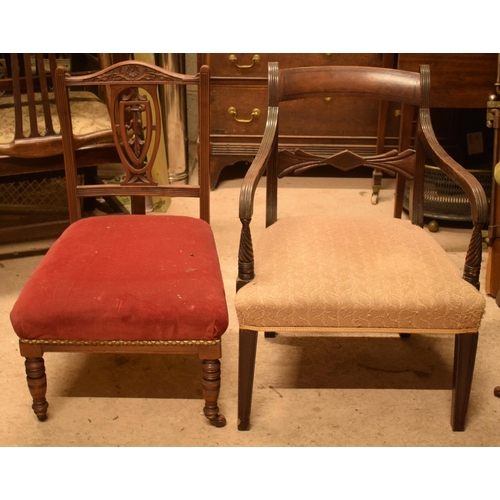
[418,108,489,226]
[237,106,278,288]
[238,106,279,220]
[418,107,488,289]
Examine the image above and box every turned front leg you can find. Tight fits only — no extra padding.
[201,359,226,427]
[25,357,48,421]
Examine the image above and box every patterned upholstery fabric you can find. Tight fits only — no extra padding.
[0,91,111,143]
[235,216,485,334]
[10,215,229,342]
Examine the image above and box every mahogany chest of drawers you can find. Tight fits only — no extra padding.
[199,53,498,190]
[198,53,398,189]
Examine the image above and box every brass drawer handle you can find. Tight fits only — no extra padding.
[324,97,332,102]
[228,54,260,69]
[228,107,261,123]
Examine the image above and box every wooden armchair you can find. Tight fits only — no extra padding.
[10,61,229,426]
[235,63,488,431]
[0,54,123,244]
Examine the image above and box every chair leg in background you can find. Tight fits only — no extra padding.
[201,359,226,427]
[451,333,478,431]
[238,329,258,431]
[371,168,382,205]
[24,357,49,421]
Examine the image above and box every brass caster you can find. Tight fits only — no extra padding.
[494,386,500,398]
[209,414,227,427]
[35,413,47,422]
[428,220,439,232]
[371,192,379,205]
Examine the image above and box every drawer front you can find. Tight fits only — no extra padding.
[204,53,390,78]
[211,85,268,136]
[211,84,401,139]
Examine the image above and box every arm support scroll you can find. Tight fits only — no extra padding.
[237,106,279,289]
[418,109,488,289]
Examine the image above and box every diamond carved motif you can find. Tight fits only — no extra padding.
[327,150,365,170]
[278,148,416,179]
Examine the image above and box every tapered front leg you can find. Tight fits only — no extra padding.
[238,329,258,431]
[451,333,478,431]
[25,357,48,421]
[201,359,226,427]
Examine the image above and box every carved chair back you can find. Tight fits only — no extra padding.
[54,61,211,223]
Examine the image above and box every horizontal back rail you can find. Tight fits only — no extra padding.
[76,184,200,198]
[278,66,422,106]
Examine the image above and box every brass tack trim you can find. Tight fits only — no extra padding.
[19,339,220,346]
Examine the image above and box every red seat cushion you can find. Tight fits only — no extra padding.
[10,215,228,342]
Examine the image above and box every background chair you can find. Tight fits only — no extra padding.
[9,61,229,427]
[0,53,125,244]
[235,63,488,431]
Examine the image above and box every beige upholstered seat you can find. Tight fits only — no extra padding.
[235,63,488,432]
[236,216,484,334]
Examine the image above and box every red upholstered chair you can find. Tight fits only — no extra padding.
[10,61,229,427]
[235,63,488,431]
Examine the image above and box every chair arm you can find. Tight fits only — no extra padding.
[418,107,488,289]
[418,107,489,226]
[238,106,279,221]
[237,106,278,287]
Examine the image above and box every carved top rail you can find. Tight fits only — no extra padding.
[62,61,199,87]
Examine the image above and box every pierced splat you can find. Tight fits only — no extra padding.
[111,86,160,186]
[278,148,416,180]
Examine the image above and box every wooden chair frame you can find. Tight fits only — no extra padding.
[14,61,227,427]
[236,63,488,431]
